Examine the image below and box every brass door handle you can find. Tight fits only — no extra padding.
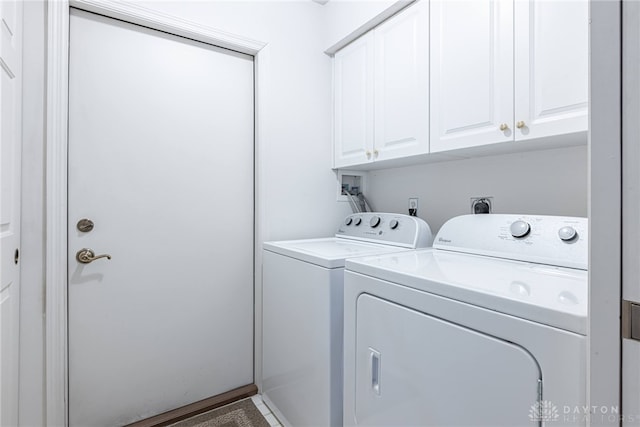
[499,123,509,131]
[516,120,526,129]
[76,248,112,264]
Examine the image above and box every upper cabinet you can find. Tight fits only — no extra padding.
[373,1,429,163]
[334,32,375,168]
[430,0,588,153]
[334,0,429,169]
[332,0,588,169]
[429,0,514,151]
[514,0,589,141]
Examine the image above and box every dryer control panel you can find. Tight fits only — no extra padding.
[434,214,588,270]
[336,213,433,249]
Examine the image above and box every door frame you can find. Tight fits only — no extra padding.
[45,1,268,425]
[588,0,622,423]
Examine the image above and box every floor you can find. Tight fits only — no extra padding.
[251,394,283,427]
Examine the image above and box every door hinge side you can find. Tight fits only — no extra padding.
[535,379,544,427]
[537,378,543,403]
[621,299,640,340]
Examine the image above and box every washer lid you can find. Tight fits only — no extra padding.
[346,249,588,334]
[263,238,410,269]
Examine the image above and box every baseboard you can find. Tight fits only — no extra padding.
[125,383,258,427]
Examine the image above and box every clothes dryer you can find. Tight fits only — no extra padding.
[262,213,433,427]
[343,214,588,426]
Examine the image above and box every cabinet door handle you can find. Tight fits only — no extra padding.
[373,149,379,157]
[366,150,372,158]
[516,121,526,129]
[370,348,381,395]
[499,123,509,131]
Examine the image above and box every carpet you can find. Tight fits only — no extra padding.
[167,399,271,427]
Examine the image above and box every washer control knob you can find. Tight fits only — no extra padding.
[345,217,353,226]
[354,217,362,226]
[370,216,381,228]
[558,226,578,242]
[389,219,399,230]
[510,220,531,238]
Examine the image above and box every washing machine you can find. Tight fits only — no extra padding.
[343,214,588,426]
[262,213,434,427]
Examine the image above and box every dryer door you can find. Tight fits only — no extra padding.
[353,294,542,426]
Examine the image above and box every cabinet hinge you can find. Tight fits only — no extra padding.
[622,300,640,340]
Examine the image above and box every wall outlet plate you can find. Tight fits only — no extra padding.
[408,198,418,216]
[470,197,493,214]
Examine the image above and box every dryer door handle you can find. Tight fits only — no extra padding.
[370,348,381,395]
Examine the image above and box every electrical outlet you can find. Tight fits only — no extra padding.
[470,197,493,214]
[408,198,418,216]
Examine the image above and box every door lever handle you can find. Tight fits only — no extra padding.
[76,248,112,264]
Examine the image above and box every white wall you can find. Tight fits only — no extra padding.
[367,145,588,233]
[322,0,399,47]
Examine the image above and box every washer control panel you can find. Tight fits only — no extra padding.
[434,214,588,270]
[336,213,433,248]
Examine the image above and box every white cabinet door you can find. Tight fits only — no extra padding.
[430,0,513,153]
[374,0,429,162]
[334,32,374,168]
[514,0,588,141]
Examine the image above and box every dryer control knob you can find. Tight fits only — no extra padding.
[354,217,362,226]
[558,226,578,241]
[510,220,531,238]
[370,216,381,228]
[389,219,399,230]
[345,217,353,226]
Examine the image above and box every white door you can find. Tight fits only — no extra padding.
[373,0,429,162]
[514,0,588,141]
[429,0,513,152]
[623,1,640,423]
[68,9,254,426]
[353,295,541,426]
[334,32,374,168]
[0,1,22,426]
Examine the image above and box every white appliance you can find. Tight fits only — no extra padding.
[343,214,588,426]
[262,213,434,427]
